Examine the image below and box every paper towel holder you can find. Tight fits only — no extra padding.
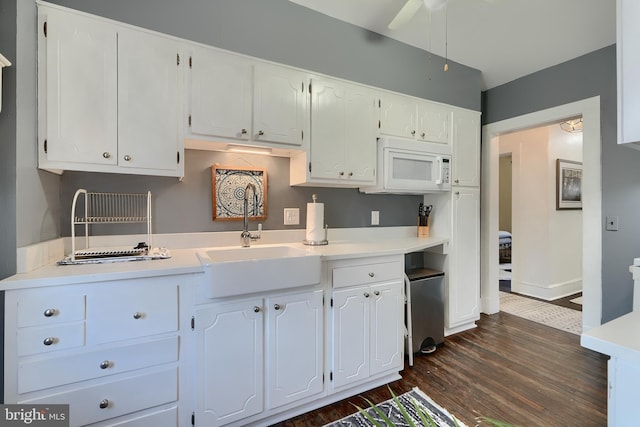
[303,224,328,246]
[303,194,328,246]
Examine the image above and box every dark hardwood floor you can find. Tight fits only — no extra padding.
[273,312,608,427]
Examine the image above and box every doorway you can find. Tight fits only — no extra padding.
[481,97,602,331]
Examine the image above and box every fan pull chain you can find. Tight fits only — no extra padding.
[444,1,449,72]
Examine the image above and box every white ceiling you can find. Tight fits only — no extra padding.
[289,0,616,90]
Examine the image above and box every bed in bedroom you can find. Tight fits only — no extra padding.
[499,230,512,264]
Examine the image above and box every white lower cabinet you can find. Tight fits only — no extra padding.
[3,275,189,427]
[329,257,404,390]
[194,288,323,427]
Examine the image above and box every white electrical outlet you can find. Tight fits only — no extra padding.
[371,210,380,226]
[284,208,300,225]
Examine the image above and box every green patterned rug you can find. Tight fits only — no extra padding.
[323,387,467,427]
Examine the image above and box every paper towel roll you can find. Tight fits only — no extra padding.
[305,202,325,242]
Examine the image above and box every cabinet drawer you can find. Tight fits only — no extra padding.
[332,261,402,289]
[94,405,177,427]
[18,336,179,394]
[17,322,85,356]
[16,288,85,327]
[87,281,178,344]
[20,368,178,426]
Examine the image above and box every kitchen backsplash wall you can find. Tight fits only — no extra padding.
[60,150,423,236]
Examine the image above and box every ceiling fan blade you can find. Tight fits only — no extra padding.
[388,0,424,30]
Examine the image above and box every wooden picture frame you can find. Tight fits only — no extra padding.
[212,165,267,221]
[556,159,582,210]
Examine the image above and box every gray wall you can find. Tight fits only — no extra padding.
[60,151,424,235]
[37,0,481,238]
[0,0,17,405]
[483,45,640,323]
[46,0,481,111]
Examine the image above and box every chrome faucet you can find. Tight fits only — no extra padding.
[241,183,261,247]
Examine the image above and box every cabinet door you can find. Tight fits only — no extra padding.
[452,109,481,187]
[189,47,252,141]
[344,85,377,183]
[617,0,640,145]
[266,290,323,409]
[309,78,347,180]
[417,101,450,144]
[448,188,480,328]
[43,9,118,165]
[254,64,306,146]
[195,299,264,427]
[331,286,369,388]
[369,282,404,376]
[118,29,182,174]
[378,92,416,139]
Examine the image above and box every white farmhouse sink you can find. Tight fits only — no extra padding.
[196,245,321,298]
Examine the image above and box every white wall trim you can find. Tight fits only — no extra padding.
[481,96,602,332]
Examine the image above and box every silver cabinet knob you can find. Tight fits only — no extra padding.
[241,128,248,135]
[454,179,459,184]
[253,306,261,313]
[374,290,380,296]
[421,132,426,138]
[364,292,370,298]
[99,399,109,409]
[368,272,375,277]
[274,304,281,310]
[339,172,344,176]
[43,308,56,317]
[123,155,132,162]
[100,360,111,370]
[43,337,56,346]
[132,312,143,320]
[258,130,264,136]
[102,152,111,159]
[348,172,353,177]
[411,130,416,136]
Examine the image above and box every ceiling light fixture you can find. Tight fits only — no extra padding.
[560,118,583,133]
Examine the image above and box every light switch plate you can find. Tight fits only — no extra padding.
[284,208,300,225]
[371,210,380,226]
[606,216,619,231]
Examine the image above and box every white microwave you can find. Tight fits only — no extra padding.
[360,138,452,194]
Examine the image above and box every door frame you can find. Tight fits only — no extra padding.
[480,96,602,331]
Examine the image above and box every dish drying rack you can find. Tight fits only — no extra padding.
[59,189,170,265]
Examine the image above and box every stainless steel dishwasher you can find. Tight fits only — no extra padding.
[405,267,445,357]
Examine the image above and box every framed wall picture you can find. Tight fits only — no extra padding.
[556,159,582,210]
[212,165,267,221]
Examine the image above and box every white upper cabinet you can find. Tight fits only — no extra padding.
[118,28,183,173]
[451,108,481,187]
[416,100,450,144]
[378,92,415,139]
[617,0,640,146]
[290,76,376,186]
[37,5,184,177]
[253,63,306,146]
[188,47,253,141]
[186,49,307,148]
[40,8,118,166]
[379,92,450,144]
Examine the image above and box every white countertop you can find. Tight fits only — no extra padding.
[581,311,640,364]
[0,228,448,291]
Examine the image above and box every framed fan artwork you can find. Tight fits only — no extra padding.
[212,165,267,221]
